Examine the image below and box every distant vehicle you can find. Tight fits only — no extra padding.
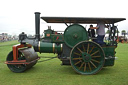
[118,36,127,43]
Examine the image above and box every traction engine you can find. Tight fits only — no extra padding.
[5,12,126,74]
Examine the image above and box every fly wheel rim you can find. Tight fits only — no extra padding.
[6,51,27,73]
[70,41,105,75]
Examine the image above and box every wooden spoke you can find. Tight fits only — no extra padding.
[92,56,101,58]
[74,52,81,56]
[90,50,99,56]
[87,43,90,54]
[84,63,86,72]
[91,59,100,63]
[89,46,95,54]
[88,62,92,71]
[73,58,82,60]
[90,61,97,68]
[70,41,105,74]
[79,62,85,70]
[77,47,83,53]
[82,44,86,52]
[74,60,81,65]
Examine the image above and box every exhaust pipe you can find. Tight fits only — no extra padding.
[35,12,40,41]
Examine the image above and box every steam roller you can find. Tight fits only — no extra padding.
[6,44,39,73]
[5,12,126,74]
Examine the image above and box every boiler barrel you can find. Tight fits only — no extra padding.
[38,42,63,53]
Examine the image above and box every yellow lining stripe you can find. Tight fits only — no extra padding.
[61,44,63,52]
[38,41,40,52]
[53,43,55,53]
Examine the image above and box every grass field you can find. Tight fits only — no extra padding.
[0,41,128,85]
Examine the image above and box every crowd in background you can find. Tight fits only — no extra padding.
[0,33,18,42]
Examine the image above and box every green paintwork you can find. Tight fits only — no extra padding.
[70,41,105,75]
[44,28,54,38]
[51,34,64,43]
[102,46,116,66]
[64,24,88,48]
[39,42,62,53]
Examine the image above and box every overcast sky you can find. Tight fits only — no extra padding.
[0,0,127,36]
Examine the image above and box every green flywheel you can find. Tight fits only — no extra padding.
[70,41,105,75]
[64,24,88,48]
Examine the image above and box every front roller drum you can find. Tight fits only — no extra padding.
[70,41,105,75]
[6,48,39,73]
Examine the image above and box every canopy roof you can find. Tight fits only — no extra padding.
[41,17,126,24]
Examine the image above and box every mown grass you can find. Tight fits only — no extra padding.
[0,41,128,85]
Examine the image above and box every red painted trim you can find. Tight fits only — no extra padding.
[5,57,40,64]
[12,44,32,61]
[5,43,40,65]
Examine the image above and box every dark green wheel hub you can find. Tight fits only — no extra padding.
[70,41,105,75]
[82,52,92,62]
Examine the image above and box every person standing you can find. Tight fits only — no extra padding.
[90,21,108,45]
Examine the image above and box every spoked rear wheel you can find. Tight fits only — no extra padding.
[70,41,105,75]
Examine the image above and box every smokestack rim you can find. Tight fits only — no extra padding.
[35,12,41,14]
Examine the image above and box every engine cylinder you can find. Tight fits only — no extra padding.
[38,42,63,53]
